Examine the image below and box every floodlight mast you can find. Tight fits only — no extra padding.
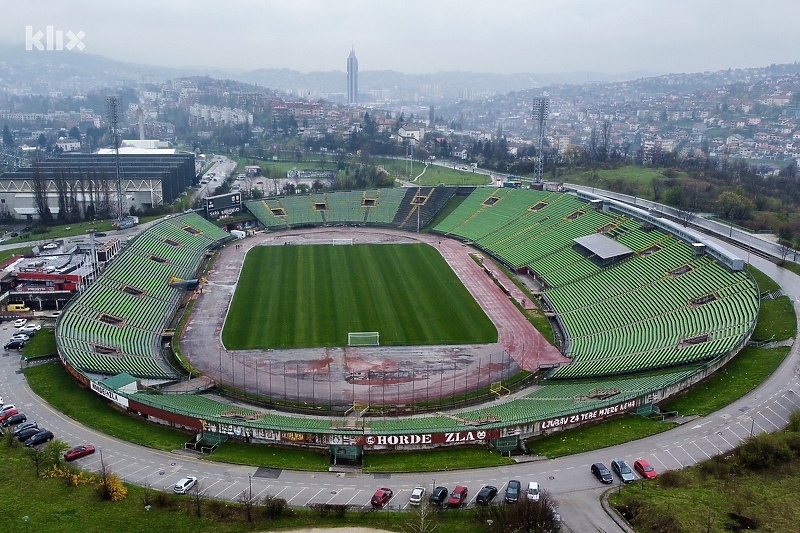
[105,96,125,222]
[532,97,549,184]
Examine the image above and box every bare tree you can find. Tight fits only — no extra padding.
[237,478,259,523]
[479,490,560,533]
[27,446,47,477]
[31,161,53,224]
[189,479,204,517]
[403,501,438,533]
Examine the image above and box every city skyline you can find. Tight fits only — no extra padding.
[1,1,798,76]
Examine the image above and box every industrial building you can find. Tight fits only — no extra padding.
[0,152,196,220]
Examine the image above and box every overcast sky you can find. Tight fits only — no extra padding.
[4,0,798,75]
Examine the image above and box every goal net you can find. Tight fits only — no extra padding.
[332,238,353,246]
[348,331,380,346]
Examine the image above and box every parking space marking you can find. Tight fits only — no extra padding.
[304,488,324,506]
[286,487,307,504]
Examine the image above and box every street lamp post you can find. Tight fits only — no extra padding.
[22,516,29,533]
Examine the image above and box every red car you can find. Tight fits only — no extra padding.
[0,409,19,423]
[447,485,469,508]
[370,487,393,507]
[64,445,96,462]
[634,459,657,479]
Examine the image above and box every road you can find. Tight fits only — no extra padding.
[0,186,798,532]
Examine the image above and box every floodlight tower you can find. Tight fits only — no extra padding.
[105,96,125,222]
[532,97,549,183]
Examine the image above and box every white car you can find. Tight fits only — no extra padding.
[42,242,58,250]
[174,476,198,494]
[10,333,30,342]
[409,486,426,505]
[19,324,41,334]
[0,404,16,414]
[13,319,27,328]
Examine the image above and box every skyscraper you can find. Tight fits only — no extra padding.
[347,48,358,105]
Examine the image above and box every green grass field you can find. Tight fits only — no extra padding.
[222,243,497,349]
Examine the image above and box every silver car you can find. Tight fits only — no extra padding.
[611,459,635,483]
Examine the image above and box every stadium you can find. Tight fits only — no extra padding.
[54,185,759,462]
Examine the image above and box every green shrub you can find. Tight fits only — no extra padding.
[787,410,800,432]
[736,433,793,471]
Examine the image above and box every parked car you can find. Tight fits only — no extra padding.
[0,409,19,423]
[94,232,107,237]
[475,485,498,506]
[447,485,468,508]
[634,459,658,479]
[526,481,540,502]
[591,462,614,484]
[11,333,30,342]
[1,412,26,427]
[409,486,425,506]
[505,479,521,503]
[0,395,3,405]
[19,324,41,335]
[16,426,42,442]
[64,445,96,461]
[13,420,37,435]
[42,242,58,250]
[0,403,16,414]
[611,459,636,483]
[370,487,393,507]
[13,318,27,328]
[24,429,54,447]
[429,486,449,506]
[173,476,198,494]
[4,339,25,350]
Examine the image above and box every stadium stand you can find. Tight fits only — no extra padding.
[433,188,759,379]
[56,212,231,382]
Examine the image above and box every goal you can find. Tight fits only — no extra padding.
[332,238,353,246]
[348,331,380,346]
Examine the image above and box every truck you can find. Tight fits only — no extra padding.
[113,216,139,230]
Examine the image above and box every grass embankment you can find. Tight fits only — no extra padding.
[207,443,330,471]
[22,327,57,360]
[223,243,497,349]
[363,445,514,473]
[610,418,800,533]
[0,438,479,533]
[25,363,189,451]
[555,166,689,197]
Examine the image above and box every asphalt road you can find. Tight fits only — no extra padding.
[0,187,798,532]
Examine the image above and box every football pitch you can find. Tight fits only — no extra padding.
[221,243,498,349]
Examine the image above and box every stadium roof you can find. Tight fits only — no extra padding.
[574,233,633,261]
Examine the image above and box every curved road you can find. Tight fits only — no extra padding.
[1,197,799,533]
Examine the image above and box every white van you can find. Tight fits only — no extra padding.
[526,481,540,502]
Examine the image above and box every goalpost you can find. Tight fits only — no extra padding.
[348,331,380,346]
[332,238,353,246]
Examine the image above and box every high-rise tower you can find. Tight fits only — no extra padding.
[347,48,358,105]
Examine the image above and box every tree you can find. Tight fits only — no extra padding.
[27,446,47,477]
[189,480,204,517]
[68,125,81,140]
[479,490,560,533]
[44,439,71,467]
[237,480,259,523]
[2,124,13,148]
[31,162,54,224]
[403,501,438,533]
